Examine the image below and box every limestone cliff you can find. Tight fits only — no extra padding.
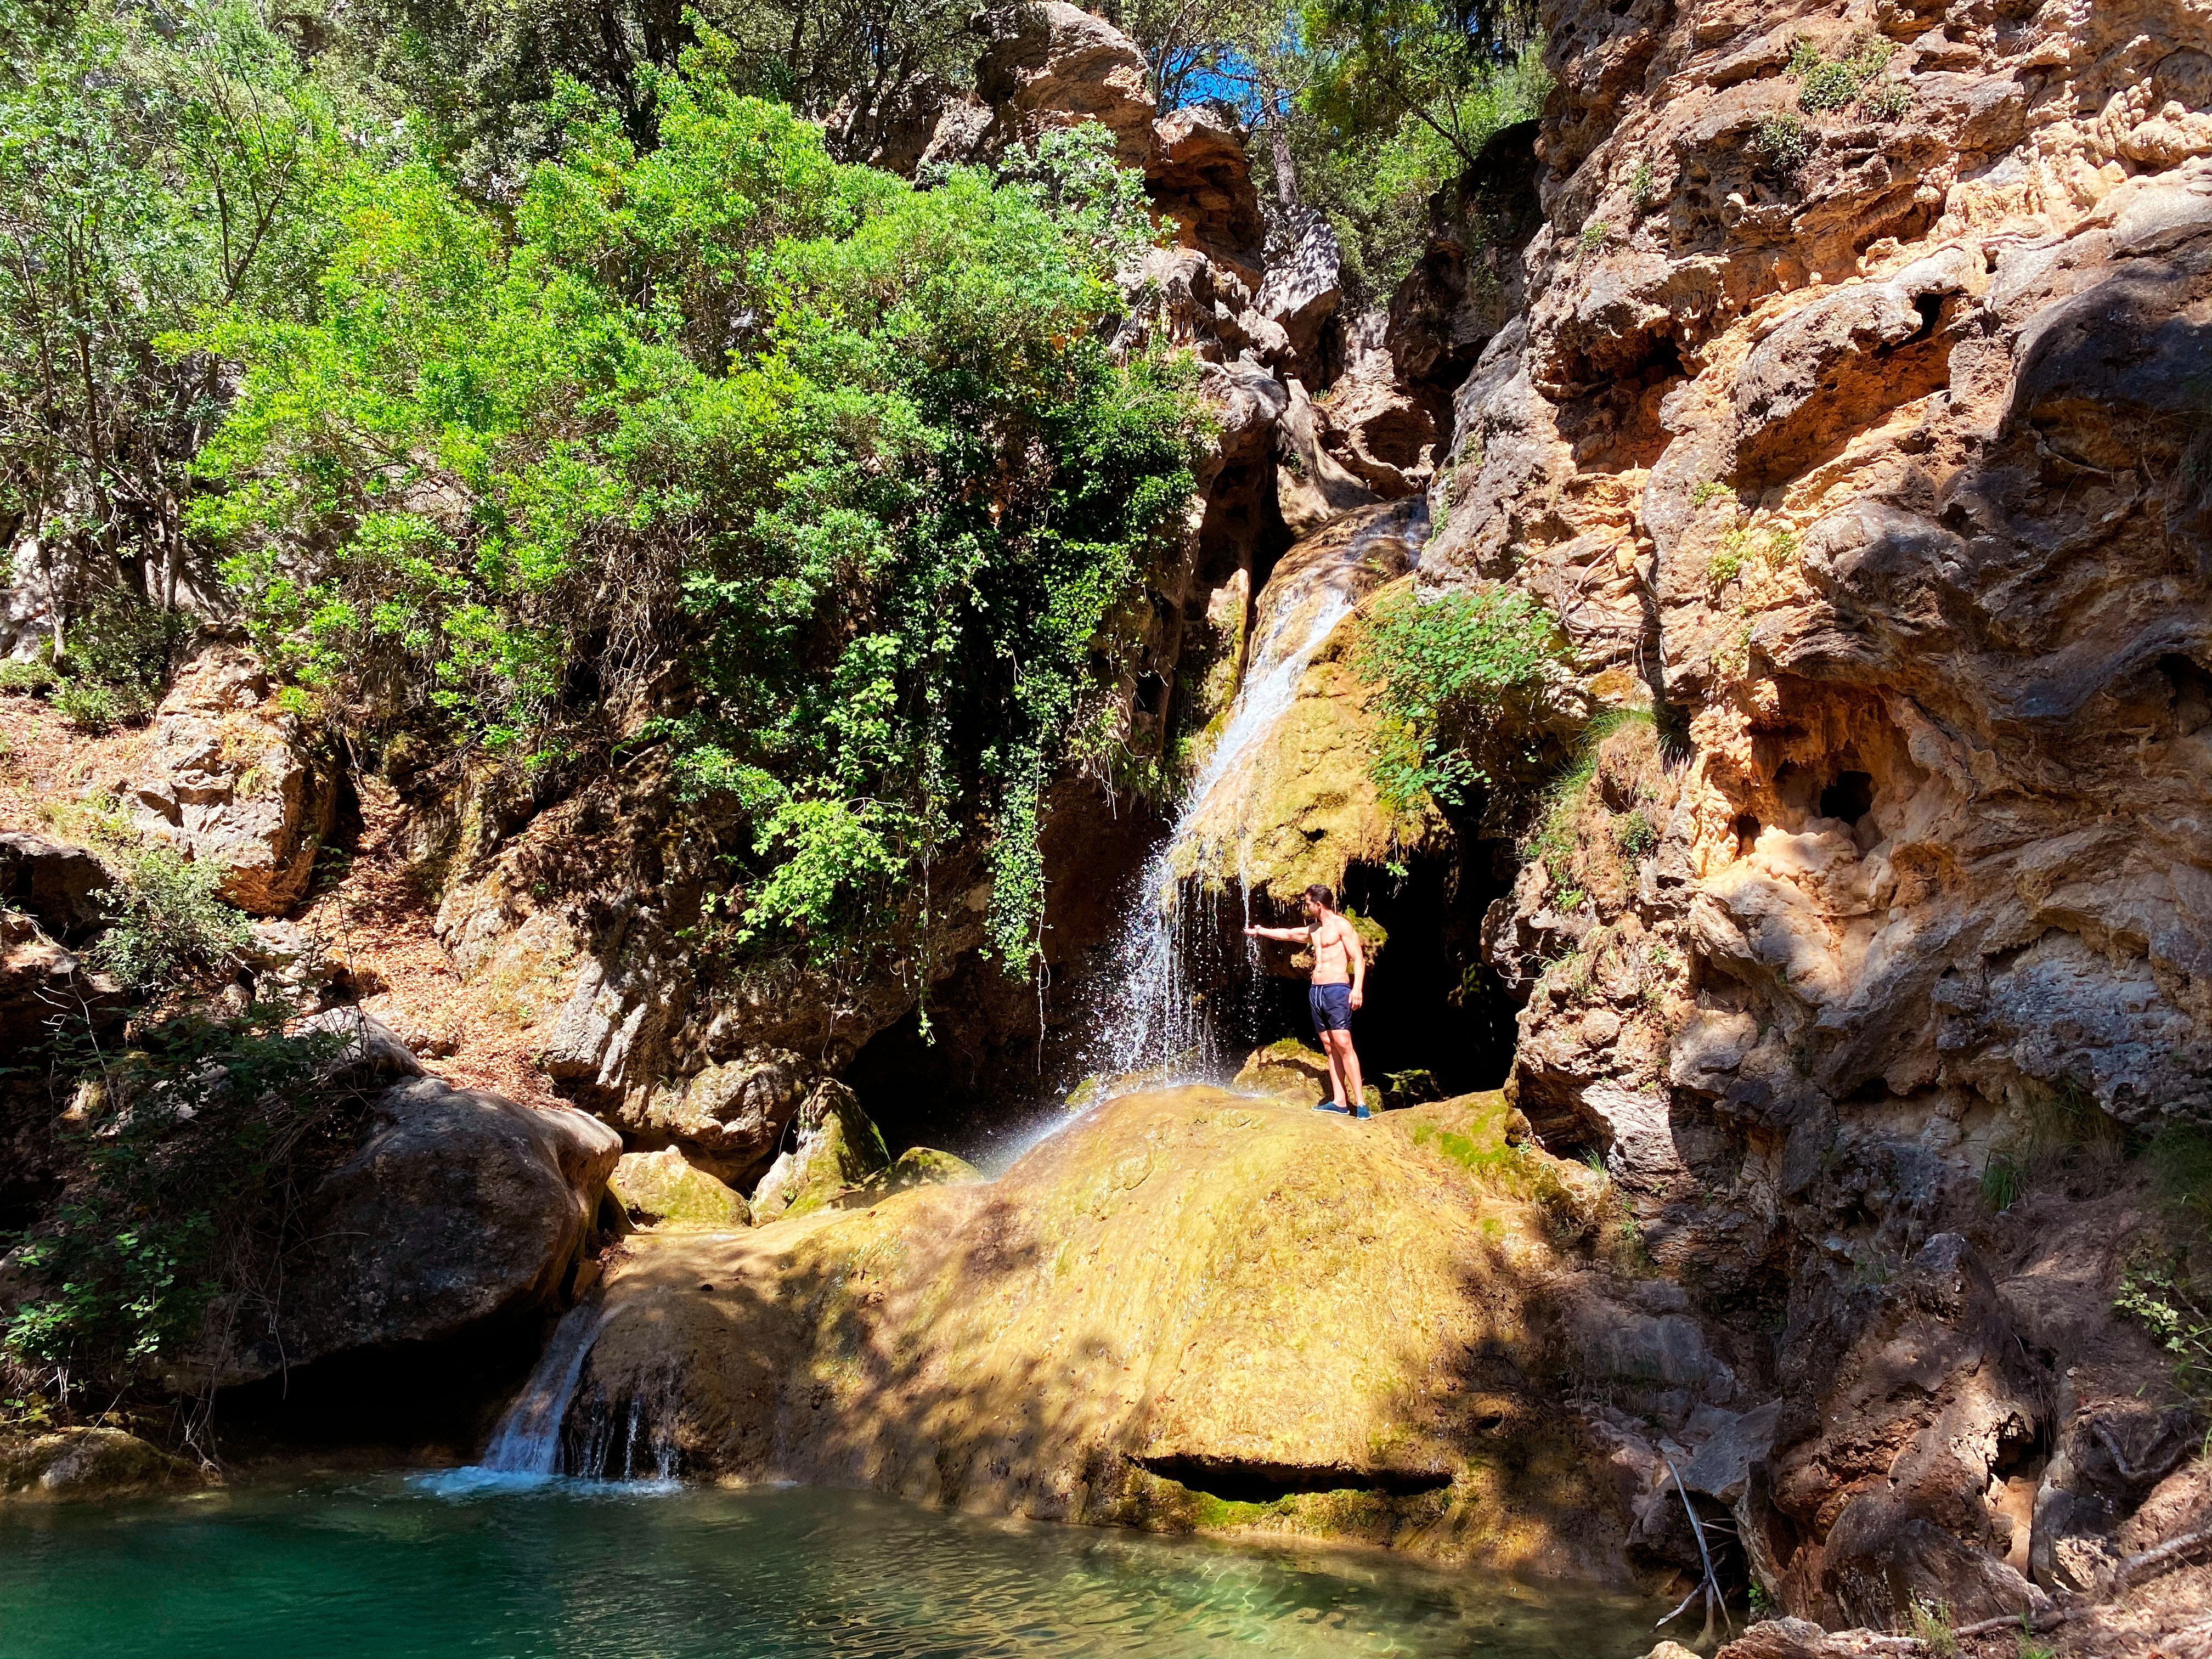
[1427,0,2212,1632]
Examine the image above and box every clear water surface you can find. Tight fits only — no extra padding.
[0,1477,1663,1659]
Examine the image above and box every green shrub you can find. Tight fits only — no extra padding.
[2116,1257,2212,1403]
[1613,811,1657,860]
[1579,219,1610,254]
[1908,1596,1956,1659]
[87,838,255,990]
[1523,708,1656,890]
[1,1003,353,1412]
[50,676,122,733]
[191,78,1201,980]
[1629,161,1658,210]
[1755,113,1814,172]
[1788,35,1902,117]
[1861,82,1911,121]
[1356,584,1567,816]
[2113,1124,2212,1407]
[0,656,58,695]
[1798,61,1860,111]
[61,586,187,717]
[1690,480,1726,507]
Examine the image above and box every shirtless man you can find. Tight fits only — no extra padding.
[1245,883,1369,1118]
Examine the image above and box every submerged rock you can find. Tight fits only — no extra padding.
[565,1086,1640,1578]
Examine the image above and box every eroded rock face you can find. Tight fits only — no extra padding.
[128,646,336,915]
[973,1,1153,166]
[1432,0,2212,1625]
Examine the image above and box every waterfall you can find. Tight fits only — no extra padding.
[1082,500,1423,1090]
[414,1296,685,1491]
[479,1300,611,1475]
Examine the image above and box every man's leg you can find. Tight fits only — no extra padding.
[1330,1029,1366,1114]
[1321,1029,1348,1105]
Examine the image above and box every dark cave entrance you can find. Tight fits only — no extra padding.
[844,833,1522,1161]
[1244,845,1521,1098]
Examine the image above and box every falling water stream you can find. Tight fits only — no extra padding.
[413,1298,678,1490]
[415,503,1423,1490]
[1084,500,1422,1088]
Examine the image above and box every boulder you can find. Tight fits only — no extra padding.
[612,1148,752,1230]
[868,1146,981,1195]
[0,1427,200,1503]
[202,1074,622,1387]
[973,1,1152,167]
[0,832,112,941]
[568,1087,1638,1575]
[620,1049,812,1186]
[127,646,336,916]
[749,1079,890,1221]
[1232,1035,1333,1104]
[296,1006,428,1085]
[0,911,122,1053]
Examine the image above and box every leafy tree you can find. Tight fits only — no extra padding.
[1301,0,1537,170]
[1356,582,1564,817]
[0,0,343,648]
[336,0,978,187]
[1104,0,1547,307]
[189,60,1201,975]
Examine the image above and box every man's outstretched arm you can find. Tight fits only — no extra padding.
[1243,922,1312,942]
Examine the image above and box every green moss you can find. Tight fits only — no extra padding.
[1189,1491,1288,1530]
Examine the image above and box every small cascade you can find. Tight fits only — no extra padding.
[1085,499,1425,1087]
[564,1358,684,1482]
[416,1297,686,1492]
[479,1300,611,1476]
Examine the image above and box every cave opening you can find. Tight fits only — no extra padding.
[1818,769,1875,825]
[1244,845,1520,1098]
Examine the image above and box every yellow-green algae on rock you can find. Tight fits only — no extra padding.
[570,1085,1636,1581]
[611,1148,753,1230]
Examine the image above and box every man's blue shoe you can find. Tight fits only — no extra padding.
[1351,1103,1372,1119]
[1313,1099,1351,1115]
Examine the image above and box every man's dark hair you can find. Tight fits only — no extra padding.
[1304,883,1335,910]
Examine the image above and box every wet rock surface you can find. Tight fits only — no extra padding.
[0,1428,201,1504]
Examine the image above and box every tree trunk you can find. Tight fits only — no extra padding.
[1263,83,1299,205]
